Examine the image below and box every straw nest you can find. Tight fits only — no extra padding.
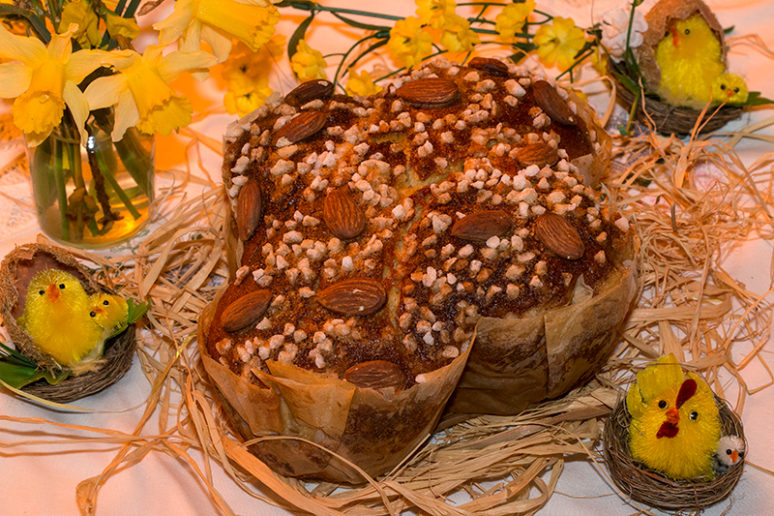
[612,0,742,135]
[0,243,136,402]
[603,396,745,511]
[613,77,743,136]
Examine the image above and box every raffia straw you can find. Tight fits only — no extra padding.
[4,106,774,514]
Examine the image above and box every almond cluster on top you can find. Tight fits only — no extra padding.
[209,57,631,391]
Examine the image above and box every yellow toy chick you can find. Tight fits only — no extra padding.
[17,269,104,368]
[712,73,749,105]
[89,293,129,339]
[626,354,721,480]
[655,15,725,108]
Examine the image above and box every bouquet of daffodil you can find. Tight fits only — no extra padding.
[0,0,281,246]
[217,0,596,121]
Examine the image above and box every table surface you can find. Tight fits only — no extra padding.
[1,1,773,515]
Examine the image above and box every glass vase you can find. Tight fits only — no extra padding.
[26,116,155,248]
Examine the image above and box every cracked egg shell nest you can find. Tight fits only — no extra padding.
[198,57,638,483]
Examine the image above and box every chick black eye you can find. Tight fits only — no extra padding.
[658,400,667,409]
[690,411,698,420]
[90,311,96,317]
[734,87,740,93]
[720,84,726,90]
[39,289,45,295]
[684,28,690,35]
[59,283,65,289]
[726,449,733,455]
[103,300,110,305]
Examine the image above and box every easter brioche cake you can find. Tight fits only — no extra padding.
[199,57,637,482]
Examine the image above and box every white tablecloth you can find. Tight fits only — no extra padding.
[1,1,773,514]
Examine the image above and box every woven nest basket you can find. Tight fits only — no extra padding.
[614,80,743,136]
[603,395,745,511]
[0,243,136,403]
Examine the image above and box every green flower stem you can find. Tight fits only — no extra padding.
[86,130,119,227]
[278,1,402,22]
[556,47,594,81]
[52,138,71,240]
[0,5,51,42]
[113,128,153,196]
[333,32,383,91]
[93,149,142,219]
[342,38,388,86]
[124,0,142,17]
[625,91,639,136]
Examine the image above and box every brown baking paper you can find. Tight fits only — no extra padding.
[446,246,637,416]
[198,298,471,484]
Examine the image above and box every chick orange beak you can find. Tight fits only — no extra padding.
[665,407,679,424]
[731,450,739,463]
[670,25,679,47]
[46,282,59,302]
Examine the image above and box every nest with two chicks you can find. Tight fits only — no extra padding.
[608,0,748,135]
[604,393,745,511]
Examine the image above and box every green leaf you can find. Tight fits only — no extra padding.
[724,25,735,35]
[288,13,316,60]
[0,361,47,389]
[127,298,150,325]
[0,5,51,42]
[744,91,774,106]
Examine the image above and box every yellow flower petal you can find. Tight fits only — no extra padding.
[0,61,31,98]
[154,0,196,45]
[346,70,382,97]
[0,23,46,62]
[12,88,66,146]
[65,49,108,83]
[112,89,140,141]
[136,94,192,136]
[62,81,90,144]
[200,24,232,62]
[388,17,432,68]
[157,50,217,81]
[58,0,101,48]
[84,74,126,110]
[291,40,327,81]
[105,11,141,40]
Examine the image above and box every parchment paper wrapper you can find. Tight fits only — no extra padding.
[446,242,637,416]
[199,298,471,484]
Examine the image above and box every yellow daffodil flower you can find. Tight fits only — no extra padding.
[346,70,382,97]
[105,11,141,40]
[416,0,456,30]
[224,73,273,116]
[154,0,279,62]
[221,40,275,116]
[0,24,104,146]
[440,14,479,53]
[388,16,432,68]
[83,46,216,140]
[291,39,327,82]
[495,0,535,41]
[58,0,101,48]
[533,16,585,70]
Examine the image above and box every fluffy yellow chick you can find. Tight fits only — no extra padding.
[712,73,749,105]
[89,293,129,336]
[655,15,725,108]
[626,354,721,480]
[17,269,104,367]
